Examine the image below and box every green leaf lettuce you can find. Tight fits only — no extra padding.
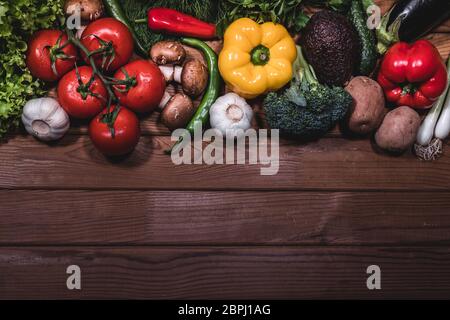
[0,0,63,138]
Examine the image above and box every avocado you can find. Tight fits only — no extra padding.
[301,10,360,87]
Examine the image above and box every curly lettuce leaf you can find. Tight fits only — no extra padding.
[0,0,63,138]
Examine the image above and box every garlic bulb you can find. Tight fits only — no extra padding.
[209,93,253,136]
[22,97,70,141]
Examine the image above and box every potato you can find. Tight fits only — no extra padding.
[375,106,421,153]
[345,76,386,135]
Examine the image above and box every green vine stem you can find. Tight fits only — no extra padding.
[65,28,137,137]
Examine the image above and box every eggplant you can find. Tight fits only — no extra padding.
[377,0,450,53]
[388,0,450,41]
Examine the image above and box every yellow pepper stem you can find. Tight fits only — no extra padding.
[250,45,270,66]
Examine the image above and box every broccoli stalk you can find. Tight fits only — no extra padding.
[263,46,352,139]
[296,44,317,84]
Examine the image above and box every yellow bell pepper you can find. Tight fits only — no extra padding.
[219,18,297,99]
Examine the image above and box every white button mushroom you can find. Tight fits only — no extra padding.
[21,97,70,141]
[209,93,253,137]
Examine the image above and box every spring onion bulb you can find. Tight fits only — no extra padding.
[434,88,450,140]
[416,58,450,146]
[416,99,445,146]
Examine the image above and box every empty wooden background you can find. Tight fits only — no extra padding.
[0,0,450,299]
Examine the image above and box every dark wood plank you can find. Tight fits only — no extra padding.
[1,246,450,299]
[425,33,450,59]
[1,135,450,191]
[1,190,450,245]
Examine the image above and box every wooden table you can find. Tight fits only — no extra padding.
[1,1,450,299]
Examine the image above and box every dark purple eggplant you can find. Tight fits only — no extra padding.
[388,0,450,41]
[377,0,450,53]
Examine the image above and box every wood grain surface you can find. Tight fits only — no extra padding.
[1,190,450,246]
[1,247,450,299]
[1,135,449,191]
[0,0,449,299]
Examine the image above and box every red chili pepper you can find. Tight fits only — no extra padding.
[377,39,448,109]
[147,8,216,40]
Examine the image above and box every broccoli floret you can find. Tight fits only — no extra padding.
[264,46,352,138]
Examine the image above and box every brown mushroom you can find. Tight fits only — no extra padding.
[161,94,195,131]
[158,84,179,110]
[64,0,104,21]
[177,59,208,98]
[158,59,209,98]
[150,41,186,66]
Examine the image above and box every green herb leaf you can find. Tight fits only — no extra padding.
[0,0,63,138]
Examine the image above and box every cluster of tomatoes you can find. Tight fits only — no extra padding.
[26,18,166,156]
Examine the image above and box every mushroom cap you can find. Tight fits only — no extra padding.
[161,93,195,131]
[181,59,208,98]
[64,0,104,21]
[150,41,186,65]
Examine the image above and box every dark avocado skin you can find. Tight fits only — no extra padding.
[301,10,360,87]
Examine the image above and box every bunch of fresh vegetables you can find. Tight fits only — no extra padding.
[264,46,352,138]
[24,14,167,156]
[8,0,450,163]
[146,36,220,152]
[21,0,222,156]
[0,0,63,139]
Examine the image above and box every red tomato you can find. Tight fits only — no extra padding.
[89,106,141,156]
[58,66,108,119]
[113,60,166,113]
[80,18,134,72]
[26,30,77,82]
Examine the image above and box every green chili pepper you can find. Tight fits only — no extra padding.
[166,38,221,154]
[103,0,148,57]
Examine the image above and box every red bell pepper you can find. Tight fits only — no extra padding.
[377,39,448,109]
[147,8,216,40]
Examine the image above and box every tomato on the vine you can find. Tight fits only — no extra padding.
[89,106,141,156]
[26,30,78,82]
[80,18,134,72]
[113,60,166,113]
[58,66,108,119]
